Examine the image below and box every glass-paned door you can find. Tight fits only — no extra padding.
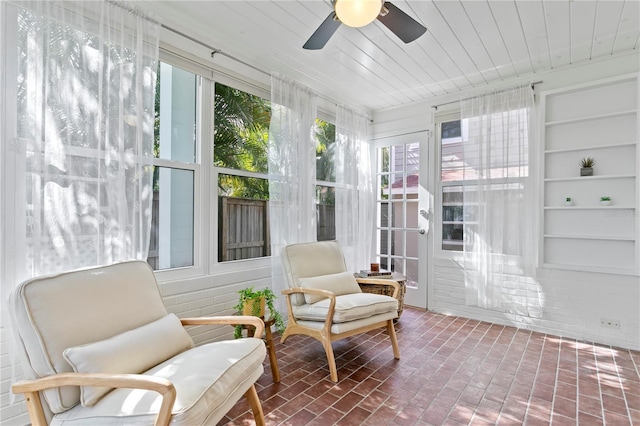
[374,133,428,308]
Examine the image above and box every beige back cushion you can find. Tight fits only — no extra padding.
[64,313,194,406]
[298,271,362,304]
[282,241,348,305]
[10,261,169,413]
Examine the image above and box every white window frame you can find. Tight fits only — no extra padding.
[435,110,464,259]
[210,78,272,272]
[151,53,208,282]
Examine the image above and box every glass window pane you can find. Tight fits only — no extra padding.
[217,174,270,262]
[316,119,335,182]
[156,63,197,163]
[441,119,464,182]
[379,147,390,173]
[378,229,389,255]
[316,186,336,241]
[405,259,418,287]
[148,167,194,270]
[442,224,463,251]
[406,142,420,173]
[406,231,418,259]
[390,173,404,195]
[218,174,269,200]
[214,83,270,173]
[390,202,404,229]
[379,174,389,200]
[443,186,463,203]
[406,201,419,228]
[443,205,464,222]
[390,229,404,257]
[390,145,406,171]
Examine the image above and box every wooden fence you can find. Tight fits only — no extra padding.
[219,196,271,262]
[148,194,336,265]
[219,197,336,261]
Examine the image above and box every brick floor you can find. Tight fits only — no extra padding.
[219,307,640,425]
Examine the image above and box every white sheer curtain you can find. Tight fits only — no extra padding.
[335,105,374,271]
[5,0,159,280]
[461,84,541,316]
[1,0,159,407]
[268,73,318,301]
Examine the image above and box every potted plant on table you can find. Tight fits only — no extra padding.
[233,287,285,338]
[580,157,595,176]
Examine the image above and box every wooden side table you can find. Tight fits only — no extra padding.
[355,272,406,319]
[244,317,280,382]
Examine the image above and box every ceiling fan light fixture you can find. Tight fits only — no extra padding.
[334,0,383,28]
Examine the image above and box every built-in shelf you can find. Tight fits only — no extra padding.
[541,263,637,276]
[544,141,636,154]
[544,174,635,182]
[545,109,637,127]
[540,75,639,275]
[544,234,635,241]
[544,206,636,210]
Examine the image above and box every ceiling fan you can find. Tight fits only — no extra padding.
[303,0,427,50]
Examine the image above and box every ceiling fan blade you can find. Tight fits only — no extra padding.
[377,2,426,44]
[303,12,341,50]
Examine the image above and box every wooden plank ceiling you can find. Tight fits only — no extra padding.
[141,0,640,112]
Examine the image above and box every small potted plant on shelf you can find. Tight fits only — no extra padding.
[580,157,595,176]
[599,196,612,206]
[233,287,285,339]
[564,197,573,206]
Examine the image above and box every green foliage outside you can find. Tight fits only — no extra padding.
[214,83,337,201]
[215,83,271,199]
[154,73,338,203]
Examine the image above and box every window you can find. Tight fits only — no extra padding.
[440,118,465,251]
[148,62,198,270]
[438,110,530,254]
[150,65,341,268]
[315,119,336,241]
[214,82,271,262]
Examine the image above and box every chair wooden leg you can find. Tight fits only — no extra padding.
[387,319,400,359]
[321,336,339,382]
[244,384,265,426]
[280,326,291,344]
[22,391,47,426]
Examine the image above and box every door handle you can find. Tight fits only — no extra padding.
[419,229,426,235]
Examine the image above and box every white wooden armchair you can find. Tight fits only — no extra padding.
[280,241,400,382]
[9,261,266,426]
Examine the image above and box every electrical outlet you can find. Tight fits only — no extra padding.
[600,318,621,329]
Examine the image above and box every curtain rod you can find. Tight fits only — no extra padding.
[160,24,360,114]
[161,24,270,78]
[432,80,542,110]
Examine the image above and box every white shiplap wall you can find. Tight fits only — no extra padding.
[372,53,640,352]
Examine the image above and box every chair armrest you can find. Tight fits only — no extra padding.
[281,288,337,331]
[12,373,176,426]
[181,316,264,338]
[282,287,336,299]
[355,278,400,299]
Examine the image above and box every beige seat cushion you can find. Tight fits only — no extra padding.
[293,293,398,323]
[51,339,266,426]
